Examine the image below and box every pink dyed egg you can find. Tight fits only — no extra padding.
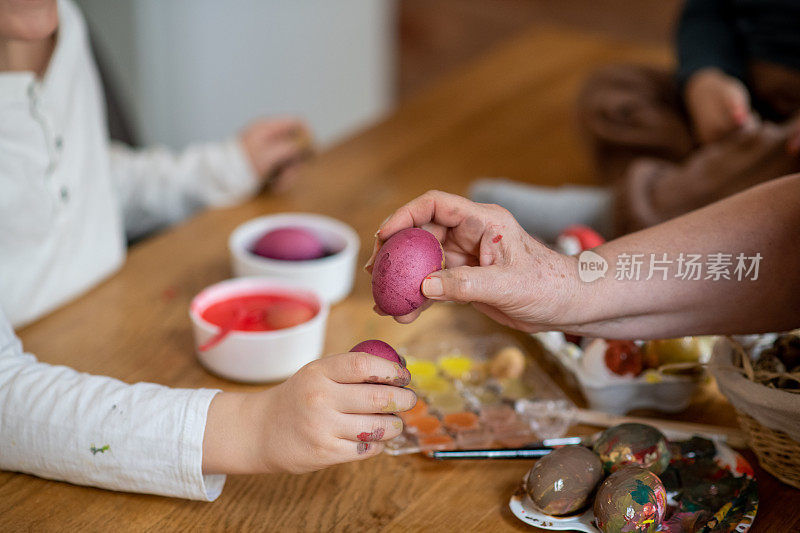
[350,340,402,364]
[251,227,326,261]
[371,228,444,316]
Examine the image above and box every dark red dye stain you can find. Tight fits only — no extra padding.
[161,286,178,302]
[492,235,503,243]
[357,428,386,442]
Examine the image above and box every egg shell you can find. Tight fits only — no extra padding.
[525,445,604,516]
[350,339,402,365]
[371,228,444,316]
[593,423,671,475]
[593,466,666,533]
[263,300,317,330]
[251,227,326,261]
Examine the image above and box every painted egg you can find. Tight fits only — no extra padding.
[371,228,444,316]
[604,340,644,376]
[593,466,666,533]
[593,423,671,475]
[251,227,326,261]
[525,445,604,516]
[581,339,631,383]
[350,339,402,365]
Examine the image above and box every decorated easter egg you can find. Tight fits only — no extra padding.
[593,466,666,533]
[251,227,326,261]
[350,340,402,365]
[371,228,444,316]
[593,423,671,474]
[525,445,604,516]
[604,340,644,376]
[581,339,632,383]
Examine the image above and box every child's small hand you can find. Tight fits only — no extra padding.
[685,68,756,144]
[239,117,314,192]
[202,352,415,475]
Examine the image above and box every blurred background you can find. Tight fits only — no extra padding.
[77,0,681,149]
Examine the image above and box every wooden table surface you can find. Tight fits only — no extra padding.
[3,25,799,532]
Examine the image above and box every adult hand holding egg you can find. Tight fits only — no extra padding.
[366,190,578,332]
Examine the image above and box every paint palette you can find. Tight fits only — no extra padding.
[385,334,573,455]
[509,438,758,532]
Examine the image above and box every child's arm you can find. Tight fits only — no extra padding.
[108,118,311,240]
[0,307,413,497]
[0,308,223,500]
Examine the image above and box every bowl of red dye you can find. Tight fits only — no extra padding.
[229,213,359,304]
[190,277,329,382]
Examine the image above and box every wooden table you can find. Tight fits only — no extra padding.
[3,25,799,532]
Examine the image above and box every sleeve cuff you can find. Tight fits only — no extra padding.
[181,388,227,501]
[224,137,261,194]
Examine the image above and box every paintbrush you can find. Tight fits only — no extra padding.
[429,436,588,460]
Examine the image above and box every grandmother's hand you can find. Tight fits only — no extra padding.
[366,191,580,332]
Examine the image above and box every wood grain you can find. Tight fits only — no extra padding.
[3,25,798,532]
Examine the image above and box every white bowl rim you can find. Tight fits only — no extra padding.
[189,277,330,340]
[229,212,360,270]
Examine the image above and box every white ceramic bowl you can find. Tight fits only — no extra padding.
[229,213,360,304]
[189,277,329,383]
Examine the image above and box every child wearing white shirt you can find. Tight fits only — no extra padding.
[0,0,414,501]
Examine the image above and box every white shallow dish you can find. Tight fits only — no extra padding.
[189,277,329,383]
[229,213,360,304]
[533,332,702,415]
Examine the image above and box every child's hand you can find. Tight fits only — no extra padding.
[202,352,415,475]
[239,117,314,192]
[685,68,756,144]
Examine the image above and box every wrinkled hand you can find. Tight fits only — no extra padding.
[365,190,579,332]
[203,352,415,475]
[239,117,314,192]
[684,68,756,144]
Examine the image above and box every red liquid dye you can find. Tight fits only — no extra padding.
[201,293,318,333]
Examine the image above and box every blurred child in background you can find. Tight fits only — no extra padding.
[472,0,800,239]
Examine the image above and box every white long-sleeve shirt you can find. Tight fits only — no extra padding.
[0,0,260,500]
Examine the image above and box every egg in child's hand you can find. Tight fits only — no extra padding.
[372,228,444,316]
[251,227,327,261]
[525,445,604,516]
[350,340,403,365]
[593,423,671,474]
[593,466,666,533]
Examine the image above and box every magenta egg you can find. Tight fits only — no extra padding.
[350,340,402,364]
[371,228,444,316]
[251,227,326,261]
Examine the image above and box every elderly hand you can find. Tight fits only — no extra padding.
[366,190,580,332]
[239,117,314,192]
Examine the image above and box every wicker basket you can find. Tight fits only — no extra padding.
[737,411,800,488]
[711,338,800,489]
